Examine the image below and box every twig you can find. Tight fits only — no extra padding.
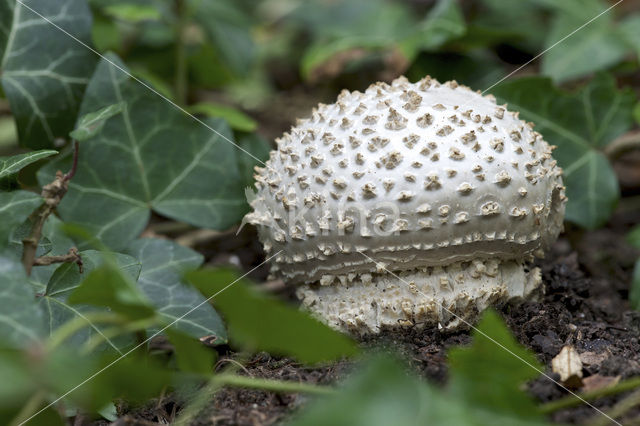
[604,130,640,161]
[33,247,83,272]
[64,140,79,181]
[21,141,79,275]
[212,374,335,396]
[540,376,640,414]
[588,388,640,426]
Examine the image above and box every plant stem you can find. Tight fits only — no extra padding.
[604,130,640,160]
[588,388,640,426]
[9,390,46,426]
[22,140,79,275]
[211,374,335,396]
[174,0,188,105]
[540,376,640,414]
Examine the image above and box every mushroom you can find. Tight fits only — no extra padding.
[245,76,566,335]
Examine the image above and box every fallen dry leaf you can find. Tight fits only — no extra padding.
[552,345,583,389]
[582,374,620,393]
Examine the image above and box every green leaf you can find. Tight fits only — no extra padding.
[300,0,464,80]
[41,251,141,351]
[627,225,640,249]
[68,264,155,321]
[166,329,216,375]
[0,0,97,148]
[540,0,627,82]
[473,0,546,51]
[288,356,431,426]
[0,150,57,179]
[188,102,257,132]
[619,14,640,57]
[38,54,250,250]
[103,3,161,23]
[191,0,256,76]
[69,102,124,142]
[448,310,543,419]
[399,0,466,60]
[289,354,549,426]
[123,238,227,343]
[492,74,635,228]
[187,268,359,364]
[633,102,640,126]
[0,254,46,347]
[0,190,41,247]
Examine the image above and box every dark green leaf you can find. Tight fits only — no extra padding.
[399,0,466,59]
[103,3,161,23]
[38,55,250,250]
[448,310,543,419]
[0,150,57,179]
[68,264,155,321]
[188,102,257,132]
[619,14,640,57]
[288,356,431,426]
[299,0,463,79]
[0,0,97,148]
[492,74,635,228]
[166,329,216,375]
[539,0,627,82]
[123,238,227,343]
[0,254,45,347]
[289,352,549,426]
[41,251,141,351]
[473,0,546,51]
[187,268,359,364]
[0,190,41,247]
[627,225,640,249]
[69,102,124,142]
[191,0,255,76]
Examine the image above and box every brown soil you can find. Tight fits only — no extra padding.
[116,209,640,426]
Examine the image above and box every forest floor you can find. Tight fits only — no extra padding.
[114,206,640,426]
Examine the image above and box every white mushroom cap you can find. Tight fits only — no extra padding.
[246,76,566,334]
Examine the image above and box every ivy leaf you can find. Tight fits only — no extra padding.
[448,310,543,419]
[289,312,549,426]
[0,190,41,248]
[69,102,124,142]
[0,0,97,149]
[619,14,640,57]
[187,268,359,364]
[539,0,628,82]
[123,238,227,344]
[0,254,46,348]
[166,329,216,375]
[68,263,155,321]
[103,3,162,23]
[188,102,257,133]
[39,54,253,250]
[191,0,255,76]
[40,251,141,351]
[492,74,635,229]
[0,150,57,179]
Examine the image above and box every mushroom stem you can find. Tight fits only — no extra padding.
[297,259,542,335]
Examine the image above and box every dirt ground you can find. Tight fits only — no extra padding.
[112,205,640,426]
